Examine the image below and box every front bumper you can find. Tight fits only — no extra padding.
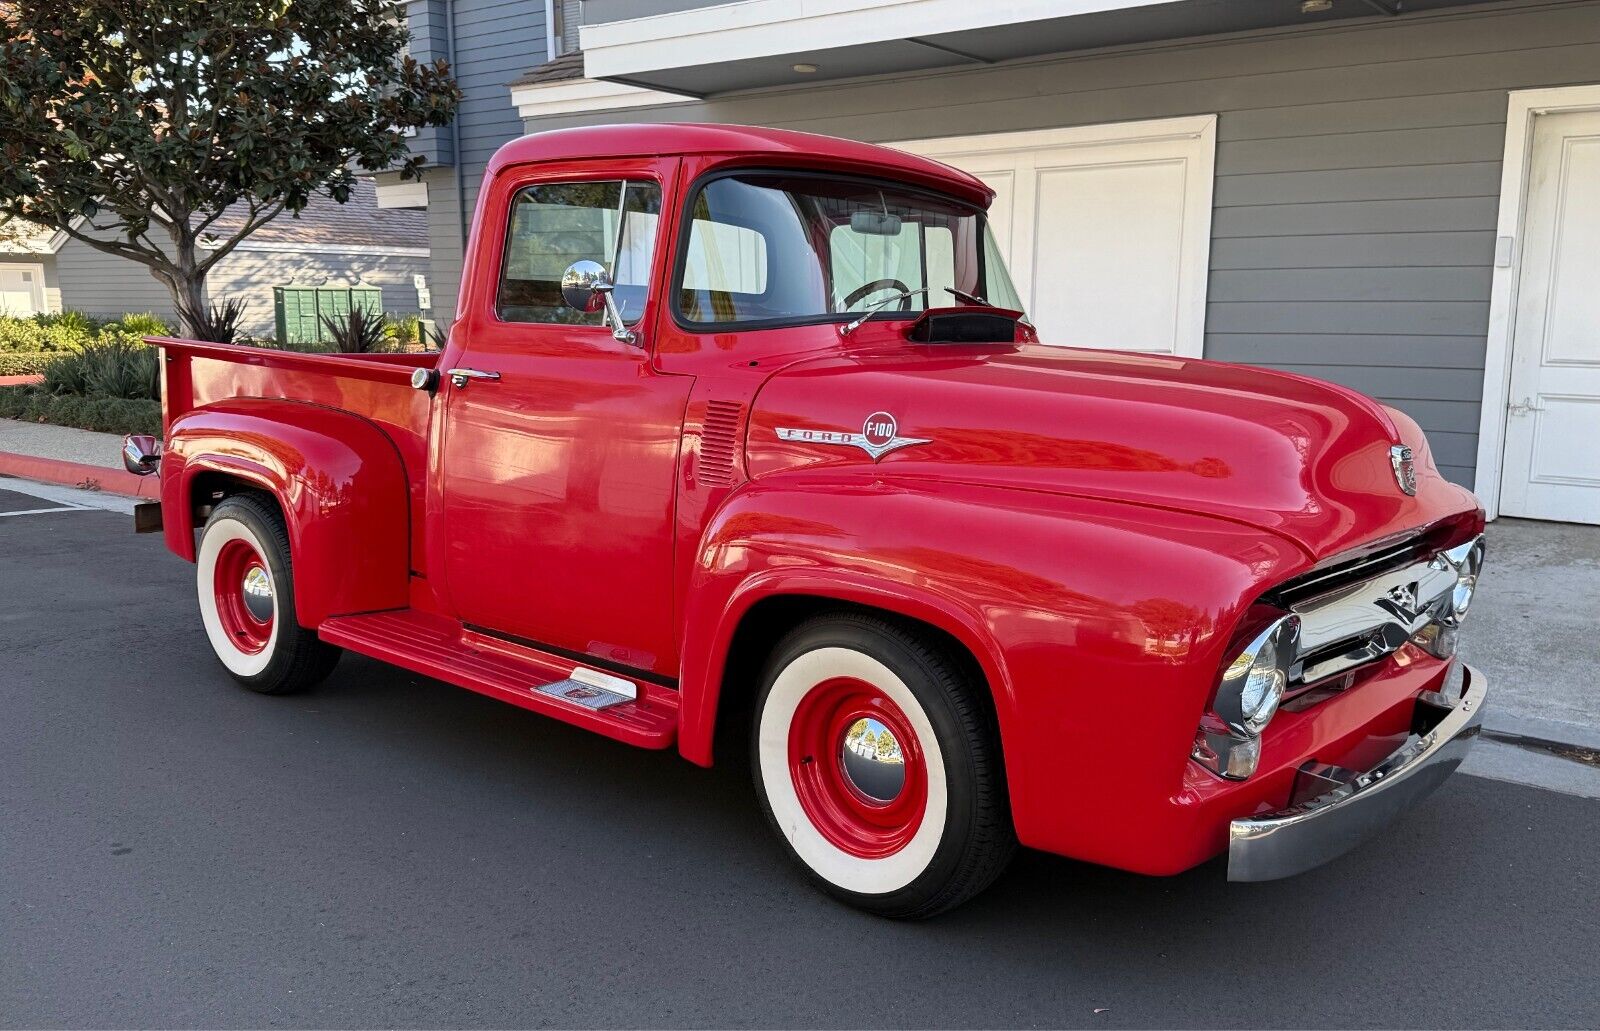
[1227,663,1486,881]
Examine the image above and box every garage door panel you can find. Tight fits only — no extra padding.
[1033,159,1186,352]
[894,116,1216,357]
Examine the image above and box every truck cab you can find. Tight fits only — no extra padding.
[135,124,1489,918]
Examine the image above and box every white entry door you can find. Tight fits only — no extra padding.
[1500,108,1600,524]
[0,264,45,317]
[893,116,1216,355]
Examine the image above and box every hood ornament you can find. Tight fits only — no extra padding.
[1390,445,1417,496]
[776,411,930,462]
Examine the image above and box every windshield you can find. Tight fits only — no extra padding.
[675,173,1024,328]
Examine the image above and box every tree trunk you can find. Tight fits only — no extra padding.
[157,220,209,338]
[154,265,208,338]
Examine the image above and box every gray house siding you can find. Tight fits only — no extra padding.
[54,238,176,322]
[206,250,432,338]
[408,0,549,323]
[518,0,1600,489]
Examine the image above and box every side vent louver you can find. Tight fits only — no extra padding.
[699,400,743,488]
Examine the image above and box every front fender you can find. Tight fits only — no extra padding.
[677,472,1311,868]
[160,399,411,626]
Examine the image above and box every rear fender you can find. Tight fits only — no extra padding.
[160,399,411,626]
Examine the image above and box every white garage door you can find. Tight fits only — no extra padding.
[0,264,46,318]
[894,116,1217,356]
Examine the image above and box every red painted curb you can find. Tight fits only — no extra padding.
[0,449,158,499]
[0,374,44,387]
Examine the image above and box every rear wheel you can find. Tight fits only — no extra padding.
[751,613,1016,918]
[196,494,340,695]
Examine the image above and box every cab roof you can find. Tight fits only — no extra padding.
[484,123,994,208]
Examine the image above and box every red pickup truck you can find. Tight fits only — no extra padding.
[126,124,1488,918]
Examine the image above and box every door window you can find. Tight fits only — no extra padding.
[498,180,661,325]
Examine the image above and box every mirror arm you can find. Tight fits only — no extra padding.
[595,285,637,345]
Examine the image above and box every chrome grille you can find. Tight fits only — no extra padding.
[1288,535,1484,686]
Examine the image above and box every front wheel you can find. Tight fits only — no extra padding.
[196,494,341,695]
[751,613,1016,918]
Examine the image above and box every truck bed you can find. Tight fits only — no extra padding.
[153,338,440,565]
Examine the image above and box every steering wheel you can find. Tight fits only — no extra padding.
[842,278,912,311]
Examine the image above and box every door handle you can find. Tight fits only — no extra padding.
[446,368,501,388]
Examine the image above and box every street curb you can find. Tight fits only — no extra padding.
[1482,711,1600,753]
[0,449,156,499]
[0,374,44,387]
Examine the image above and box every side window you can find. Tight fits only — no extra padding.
[498,179,661,325]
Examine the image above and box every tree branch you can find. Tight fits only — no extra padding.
[55,222,174,274]
[196,200,285,273]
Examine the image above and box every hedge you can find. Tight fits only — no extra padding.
[0,320,90,353]
[0,386,161,436]
[0,351,54,376]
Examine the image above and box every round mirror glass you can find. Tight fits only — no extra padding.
[560,259,611,313]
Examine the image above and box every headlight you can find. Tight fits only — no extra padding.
[1192,614,1300,780]
[1440,537,1485,625]
[1217,615,1300,737]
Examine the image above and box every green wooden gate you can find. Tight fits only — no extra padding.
[273,286,383,345]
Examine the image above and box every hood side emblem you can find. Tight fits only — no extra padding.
[776,411,930,462]
[1390,444,1417,496]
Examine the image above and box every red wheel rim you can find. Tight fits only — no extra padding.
[788,676,928,859]
[212,538,274,654]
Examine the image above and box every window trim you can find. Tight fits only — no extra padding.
[492,175,664,330]
[668,166,994,335]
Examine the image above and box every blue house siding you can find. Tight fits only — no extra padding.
[407,0,549,323]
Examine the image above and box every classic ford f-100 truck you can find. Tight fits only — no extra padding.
[125,123,1488,918]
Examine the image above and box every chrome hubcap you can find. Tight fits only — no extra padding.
[241,565,274,622]
[839,717,906,803]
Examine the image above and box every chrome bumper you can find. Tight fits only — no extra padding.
[1227,664,1486,882]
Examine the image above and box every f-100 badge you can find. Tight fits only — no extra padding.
[776,411,930,462]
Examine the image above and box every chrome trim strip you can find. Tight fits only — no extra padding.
[1227,664,1486,882]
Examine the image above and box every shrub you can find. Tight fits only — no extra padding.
[320,306,389,353]
[385,313,422,347]
[42,348,90,396]
[42,334,159,400]
[0,315,91,353]
[108,311,173,337]
[0,351,53,376]
[0,386,161,436]
[177,297,247,344]
[32,310,102,334]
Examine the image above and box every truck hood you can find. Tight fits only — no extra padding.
[744,344,1476,560]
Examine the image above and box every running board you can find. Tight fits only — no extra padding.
[317,610,677,749]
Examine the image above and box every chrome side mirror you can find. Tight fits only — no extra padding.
[122,434,160,476]
[560,259,637,345]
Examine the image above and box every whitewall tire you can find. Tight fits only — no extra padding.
[751,612,1016,918]
[195,494,340,695]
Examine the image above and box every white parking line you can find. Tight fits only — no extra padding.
[0,476,137,514]
[0,506,90,518]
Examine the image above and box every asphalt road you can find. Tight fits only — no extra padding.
[3,484,1598,1029]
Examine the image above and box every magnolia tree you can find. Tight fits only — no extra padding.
[0,0,459,336]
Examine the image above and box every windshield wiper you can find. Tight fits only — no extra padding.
[945,287,989,306]
[839,288,929,336]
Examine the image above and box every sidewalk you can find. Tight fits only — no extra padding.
[0,417,152,496]
[1460,517,1597,732]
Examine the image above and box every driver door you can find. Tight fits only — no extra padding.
[436,162,690,680]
